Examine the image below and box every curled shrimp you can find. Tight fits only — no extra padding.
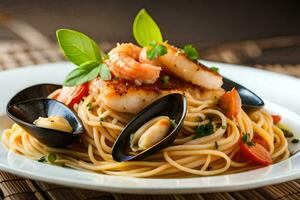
[108,43,161,85]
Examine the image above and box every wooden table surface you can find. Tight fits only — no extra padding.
[0,2,300,199]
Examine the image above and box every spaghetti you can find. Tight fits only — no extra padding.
[2,91,289,178]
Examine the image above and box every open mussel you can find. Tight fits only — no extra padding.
[6,83,83,148]
[222,77,264,111]
[112,93,187,162]
[7,98,83,148]
[7,83,61,107]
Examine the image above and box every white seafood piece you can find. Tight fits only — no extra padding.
[130,116,171,152]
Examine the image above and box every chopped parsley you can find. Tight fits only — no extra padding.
[242,133,255,146]
[195,123,214,138]
[161,75,170,85]
[170,119,177,128]
[38,156,46,163]
[214,141,219,149]
[48,153,57,164]
[37,153,57,164]
[221,125,227,129]
[182,44,199,61]
[87,103,93,111]
[100,117,105,121]
[210,66,219,73]
[291,139,299,144]
[113,76,119,80]
[147,41,167,60]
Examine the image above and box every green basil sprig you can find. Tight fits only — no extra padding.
[133,9,163,47]
[56,29,111,86]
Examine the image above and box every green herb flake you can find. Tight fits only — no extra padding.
[182,44,199,61]
[170,119,177,128]
[147,41,167,60]
[38,156,46,163]
[210,66,219,73]
[99,117,105,122]
[214,141,219,149]
[133,9,163,47]
[292,139,299,144]
[47,153,57,164]
[161,75,170,85]
[195,123,214,138]
[221,125,227,129]
[87,103,93,111]
[242,133,249,143]
[242,133,255,146]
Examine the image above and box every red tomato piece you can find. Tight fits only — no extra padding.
[219,88,242,119]
[253,134,269,150]
[240,143,272,166]
[271,115,281,124]
[55,83,89,107]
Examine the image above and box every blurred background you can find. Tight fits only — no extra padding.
[0,0,300,75]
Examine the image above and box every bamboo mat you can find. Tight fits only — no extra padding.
[1,40,300,200]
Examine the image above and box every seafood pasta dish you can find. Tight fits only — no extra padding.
[3,9,293,178]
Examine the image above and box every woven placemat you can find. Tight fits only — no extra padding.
[1,41,300,200]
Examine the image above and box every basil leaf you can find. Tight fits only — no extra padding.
[64,65,101,86]
[99,63,111,80]
[133,9,163,47]
[56,29,103,66]
[79,60,99,69]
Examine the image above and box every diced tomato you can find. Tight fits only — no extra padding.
[240,143,272,166]
[271,115,281,124]
[219,88,242,119]
[253,134,269,150]
[53,83,89,107]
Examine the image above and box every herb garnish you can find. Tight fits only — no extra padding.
[147,41,167,60]
[242,133,255,146]
[182,44,199,61]
[87,103,93,111]
[210,66,219,73]
[221,125,227,129]
[195,123,214,138]
[48,153,57,164]
[56,29,111,86]
[170,119,177,128]
[161,75,170,85]
[133,9,163,47]
[292,139,299,144]
[38,156,46,163]
[37,153,57,164]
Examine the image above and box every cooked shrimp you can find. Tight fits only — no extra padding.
[108,43,161,85]
[158,43,223,90]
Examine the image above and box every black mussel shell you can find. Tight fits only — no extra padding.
[7,98,83,148]
[112,93,187,162]
[8,83,61,107]
[222,77,264,111]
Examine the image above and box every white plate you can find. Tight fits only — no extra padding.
[1,61,300,194]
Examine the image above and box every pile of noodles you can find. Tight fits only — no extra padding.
[3,90,289,178]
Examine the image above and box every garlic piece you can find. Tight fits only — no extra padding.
[33,116,73,133]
